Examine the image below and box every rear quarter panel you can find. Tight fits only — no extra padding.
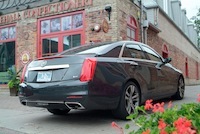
[88,58,148,102]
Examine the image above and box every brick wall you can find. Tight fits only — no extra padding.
[85,0,141,42]
[116,0,140,41]
[147,11,200,85]
[15,19,37,72]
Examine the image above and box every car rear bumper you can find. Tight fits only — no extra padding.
[19,80,119,110]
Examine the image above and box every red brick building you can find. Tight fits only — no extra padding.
[0,0,199,85]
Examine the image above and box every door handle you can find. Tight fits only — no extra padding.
[130,62,138,66]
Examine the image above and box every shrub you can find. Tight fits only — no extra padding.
[7,66,20,90]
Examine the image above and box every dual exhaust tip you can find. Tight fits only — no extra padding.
[65,102,85,110]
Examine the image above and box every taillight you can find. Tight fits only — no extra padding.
[80,58,97,82]
[20,64,28,83]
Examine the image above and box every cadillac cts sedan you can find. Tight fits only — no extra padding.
[19,41,185,119]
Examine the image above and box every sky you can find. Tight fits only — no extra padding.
[181,0,200,19]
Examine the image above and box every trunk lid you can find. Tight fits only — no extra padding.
[26,55,95,83]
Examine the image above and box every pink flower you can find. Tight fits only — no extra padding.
[144,99,153,110]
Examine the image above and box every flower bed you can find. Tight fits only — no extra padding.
[112,94,200,134]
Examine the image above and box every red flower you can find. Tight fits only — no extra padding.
[173,117,196,134]
[160,129,168,134]
[158,119,167,130]
[142,129,151,134]
[152,102,165,113]
[187,128,196,134]
[111,122,124,134]
[144,99,153,110]
[197,94,200,102]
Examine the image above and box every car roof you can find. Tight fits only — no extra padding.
[58,40,150,56]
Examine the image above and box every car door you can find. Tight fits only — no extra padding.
[159,63,179,94]
[121,43,159,100]
[140,45,172,97]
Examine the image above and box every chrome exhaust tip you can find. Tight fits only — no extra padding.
[65,102,85,110]
[21,100,28,106]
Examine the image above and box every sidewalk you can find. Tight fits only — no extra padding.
[0,87,29,111]
[0,87,29,134]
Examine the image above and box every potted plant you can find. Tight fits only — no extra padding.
[7,66,20,96]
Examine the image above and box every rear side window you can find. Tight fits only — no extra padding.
[141,46,162,62]
[122,43,145,59]
[101,46,122,57]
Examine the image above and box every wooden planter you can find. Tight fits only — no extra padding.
[9,88,18,96]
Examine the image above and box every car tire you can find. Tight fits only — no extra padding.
[47,109,70,115]
[112,82,140,120]
[173,77,185,100]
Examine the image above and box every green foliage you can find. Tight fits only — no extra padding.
[7,66,20,90]
[125,100,200,134]
[194,8,200,47]
[194,8,200,32]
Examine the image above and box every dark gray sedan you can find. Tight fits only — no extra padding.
[19,41,185,119]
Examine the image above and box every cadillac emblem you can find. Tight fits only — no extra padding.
[40,60,47,67]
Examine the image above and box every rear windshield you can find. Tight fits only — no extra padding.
[59,42,112,55]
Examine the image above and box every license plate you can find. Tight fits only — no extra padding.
[37,71,52,82]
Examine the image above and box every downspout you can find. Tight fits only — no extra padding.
[139,0,144,43]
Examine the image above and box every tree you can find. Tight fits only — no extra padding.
[194,8,200,47]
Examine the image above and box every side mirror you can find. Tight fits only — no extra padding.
[163,57,172,64]
[156,58,172,70]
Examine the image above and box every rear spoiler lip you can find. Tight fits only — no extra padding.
[37,54,98,61]
[37,56,64,60]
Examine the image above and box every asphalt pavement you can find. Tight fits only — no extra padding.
[0,85,199,134]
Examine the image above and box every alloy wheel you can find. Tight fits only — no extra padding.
[178,78,185,98]
[125,85,139,114]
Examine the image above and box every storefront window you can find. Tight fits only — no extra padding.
[0,25,16,84]
[50,18,61,32]
[0,26,16,40]
[41,20,50,34]
[38,11,84,57]
[41,14,83,35]
[0,42,15,84]
[62,16,72,31]
[73,14,83,29]
[63,34,81,50]
[42,38,58,57]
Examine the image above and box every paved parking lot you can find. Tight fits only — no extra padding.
[0,85,199,134]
